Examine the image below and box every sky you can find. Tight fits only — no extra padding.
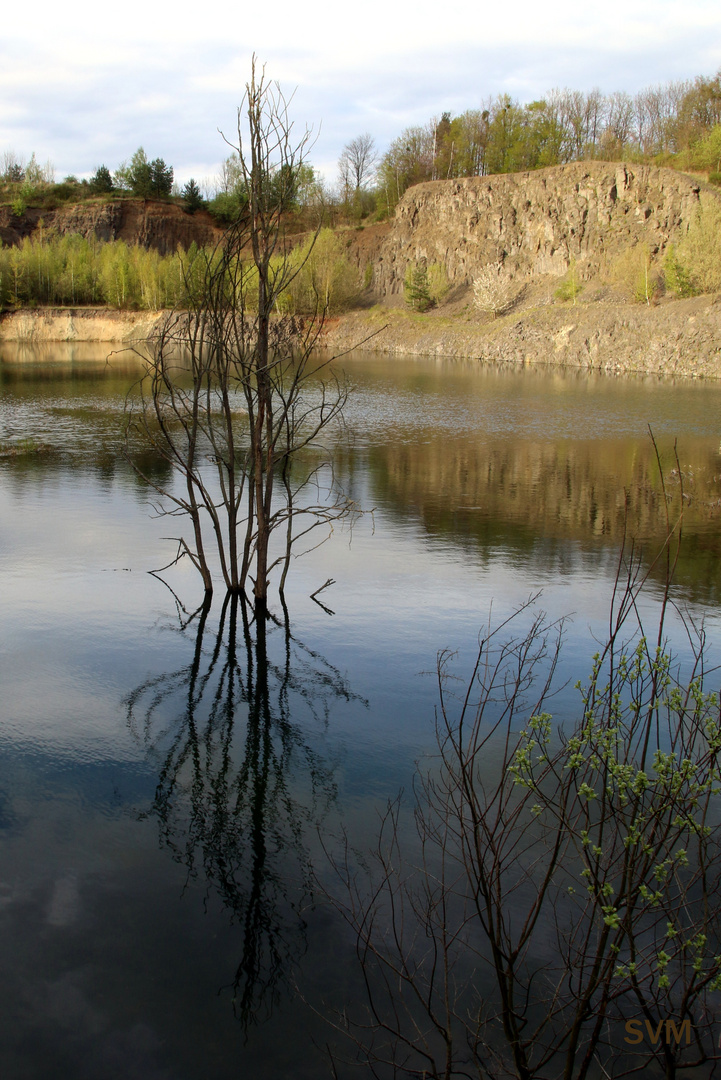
[1,0,719,190]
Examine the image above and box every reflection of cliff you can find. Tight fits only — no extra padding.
[367,436,721,600]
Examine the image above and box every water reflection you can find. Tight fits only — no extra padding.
[125,591,364,1030]
[362,433,721,602]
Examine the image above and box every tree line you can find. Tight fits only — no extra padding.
[0,229,359,313]
[341,70,721,215]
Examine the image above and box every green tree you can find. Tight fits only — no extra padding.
[285,228,359,314]
[124,148,173,199]
[150,158,173,198]
[404,262,432,311]
[126,148,152,197]
[181,178,204,213]
[89,165,114,194]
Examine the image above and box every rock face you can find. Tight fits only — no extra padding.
[374,162,715,298]
[0,199,223,254]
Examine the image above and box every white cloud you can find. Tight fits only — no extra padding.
[0,0,719,182]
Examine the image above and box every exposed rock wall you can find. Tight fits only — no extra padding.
[0,199,223,254]
[374,162,716,298]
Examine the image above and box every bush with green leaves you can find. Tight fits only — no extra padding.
[327,458,721,1079]
[662,197,721,297]
[284,228,359,314]
[555,256,584,303]
[207,189,248,224]
[610,243,661,303]
[664,244,696,298]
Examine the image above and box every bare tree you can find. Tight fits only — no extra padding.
[125,59,357,612]
[1,149,25,183]
[338,133,378,196]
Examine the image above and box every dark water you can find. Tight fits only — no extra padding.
[1,347,720,1079]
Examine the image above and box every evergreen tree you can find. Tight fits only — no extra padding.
[150,158,173,198]
[404,263,432,311]
[89,165,113,194]
[181,178,204,213]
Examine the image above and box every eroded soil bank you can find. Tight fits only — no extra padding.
[1,299,720,379]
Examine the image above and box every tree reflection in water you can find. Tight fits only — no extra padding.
[126,591,363,1031]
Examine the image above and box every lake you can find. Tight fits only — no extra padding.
[1,345,720,1078]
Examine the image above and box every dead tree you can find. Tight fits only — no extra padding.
[125,59,354,611]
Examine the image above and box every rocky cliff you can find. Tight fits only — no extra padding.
[373,162,717,298]
[0,199,223,255]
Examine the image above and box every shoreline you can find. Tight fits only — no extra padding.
[2,300,720,379]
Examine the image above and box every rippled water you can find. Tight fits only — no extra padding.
[1,347,720,1078]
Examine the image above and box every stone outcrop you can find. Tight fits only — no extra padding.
[0,199,223,254]
[373,162,717,298]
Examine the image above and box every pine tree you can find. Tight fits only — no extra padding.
[181,178,204,214]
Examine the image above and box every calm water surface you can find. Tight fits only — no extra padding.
[1,347,720,1078]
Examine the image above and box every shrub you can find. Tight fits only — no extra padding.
[427,262,450,305]
[207,189,248,224]
[663,244,696,298]
[473,261,519,317]
[679,194,721,294]
[554,257,583,303]
[326,474,721,1079]
[663,196,721,297]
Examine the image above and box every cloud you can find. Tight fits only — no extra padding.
[0,0,719,183]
